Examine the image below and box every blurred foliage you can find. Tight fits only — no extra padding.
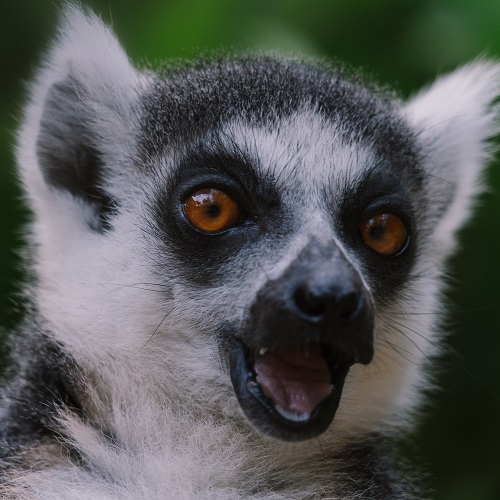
[1,1,499,498]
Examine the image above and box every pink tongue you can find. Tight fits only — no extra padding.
[253,344,332,416]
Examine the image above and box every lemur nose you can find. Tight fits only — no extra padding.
[249,239,374,365]
[292,284,361,325]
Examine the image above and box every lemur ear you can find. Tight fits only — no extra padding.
[18,4,140,230]
[405,62,500,255]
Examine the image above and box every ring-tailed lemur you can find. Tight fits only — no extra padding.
[1,5,498,499]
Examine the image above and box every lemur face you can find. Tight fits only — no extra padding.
[22,7,499,447]
[113,51,424,439]
[143,107,420,440]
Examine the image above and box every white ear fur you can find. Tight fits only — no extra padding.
[405,61,500,255]
[17,4,140,222]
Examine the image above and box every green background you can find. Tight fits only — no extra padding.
[1,1,499,498]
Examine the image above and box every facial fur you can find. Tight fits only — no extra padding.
[1,5,499,499]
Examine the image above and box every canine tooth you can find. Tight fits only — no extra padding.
[258,347,268,355]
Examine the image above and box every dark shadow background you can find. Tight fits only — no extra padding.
[1,1,499,498]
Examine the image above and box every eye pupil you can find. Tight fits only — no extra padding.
[206,204,221,218]
[183,188,241,233]
[366,224,384,240]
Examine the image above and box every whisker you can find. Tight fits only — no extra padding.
[142,305,178,349]
[99,282,169,293]
[381,337,417,365]
[391,319,435,346]
[393,303,500,316]
[388,317,500,402]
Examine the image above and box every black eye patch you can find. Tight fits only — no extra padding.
[334,166,418,303]
[147,142,283,286]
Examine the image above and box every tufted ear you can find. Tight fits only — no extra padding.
[17,4,140,231]
[405,62,500,256]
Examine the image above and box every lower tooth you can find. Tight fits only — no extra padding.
[275,405,311,422]
[258,348,268,355]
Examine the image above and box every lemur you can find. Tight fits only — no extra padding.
[1,5,498,499]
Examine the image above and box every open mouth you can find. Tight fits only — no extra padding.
[229,339,352,441]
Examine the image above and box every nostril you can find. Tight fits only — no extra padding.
[339,292,361,323]
[292,284,363,325]
[293,286,326,319]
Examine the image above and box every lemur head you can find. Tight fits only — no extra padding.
[18,6,499,444]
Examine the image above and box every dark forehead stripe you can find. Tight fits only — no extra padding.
[138,57,418,165]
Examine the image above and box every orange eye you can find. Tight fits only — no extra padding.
[361,213,408,256]
[183,188,242,233]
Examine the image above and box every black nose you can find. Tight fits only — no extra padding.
[292,283,361,325]
[248,240,374,365]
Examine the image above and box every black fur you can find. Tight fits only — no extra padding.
[334,437,426,499]
[0,325,83,464]
[138,58,417,162]
[37,77,114,230]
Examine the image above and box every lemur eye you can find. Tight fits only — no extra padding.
[183,188,242,233]
[361,213,408,256]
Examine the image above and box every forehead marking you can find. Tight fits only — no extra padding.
[220,111,375,197]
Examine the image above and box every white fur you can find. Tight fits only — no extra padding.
[405,61,500,257]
